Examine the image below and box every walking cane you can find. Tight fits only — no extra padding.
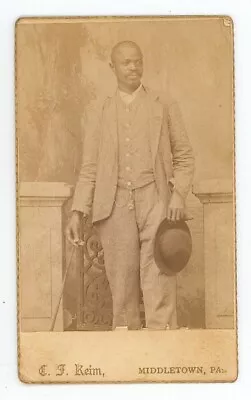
[50,245,77,331]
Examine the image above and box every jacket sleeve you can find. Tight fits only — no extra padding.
[166,101,195,199]
[71,105,102,215]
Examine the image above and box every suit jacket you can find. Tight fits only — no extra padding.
[72,86,195,223]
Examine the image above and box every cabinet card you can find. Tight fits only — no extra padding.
[16,16,236,383]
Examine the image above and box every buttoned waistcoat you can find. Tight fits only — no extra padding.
[72,86,195,223]
[116,88,154,188]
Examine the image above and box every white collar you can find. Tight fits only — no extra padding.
[118,83,143,104]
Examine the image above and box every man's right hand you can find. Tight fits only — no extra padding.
[65,211,86,246]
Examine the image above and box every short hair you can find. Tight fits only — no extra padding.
[111,41,143,63]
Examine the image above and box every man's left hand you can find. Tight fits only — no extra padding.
[167,190,185,222]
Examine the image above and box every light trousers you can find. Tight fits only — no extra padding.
[95,182,177,330]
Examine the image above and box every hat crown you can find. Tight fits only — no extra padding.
[154,220,192,275]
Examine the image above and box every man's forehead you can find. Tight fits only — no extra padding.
[113,45,143,60]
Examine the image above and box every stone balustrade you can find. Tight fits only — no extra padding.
[19,182,73,331]
[193,179,235,329]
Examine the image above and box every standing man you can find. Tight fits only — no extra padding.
[66,41,195,330]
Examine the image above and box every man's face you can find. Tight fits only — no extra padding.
[111,45,143,90]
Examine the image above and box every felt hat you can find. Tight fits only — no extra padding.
[154,219,192,275]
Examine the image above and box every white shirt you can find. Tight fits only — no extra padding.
[119,83,143,105]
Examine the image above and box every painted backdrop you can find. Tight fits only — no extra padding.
[17,18,233,328]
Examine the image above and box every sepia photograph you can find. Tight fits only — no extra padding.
[16,16,236,383]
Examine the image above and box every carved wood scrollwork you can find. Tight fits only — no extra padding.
[77,220,113,330]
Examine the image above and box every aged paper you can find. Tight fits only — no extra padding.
[16,16,236,383]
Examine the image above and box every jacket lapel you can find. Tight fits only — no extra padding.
[144,87,163,164]
[104,94,118,150]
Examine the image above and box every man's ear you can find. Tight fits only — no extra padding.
[109,62,114,73]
